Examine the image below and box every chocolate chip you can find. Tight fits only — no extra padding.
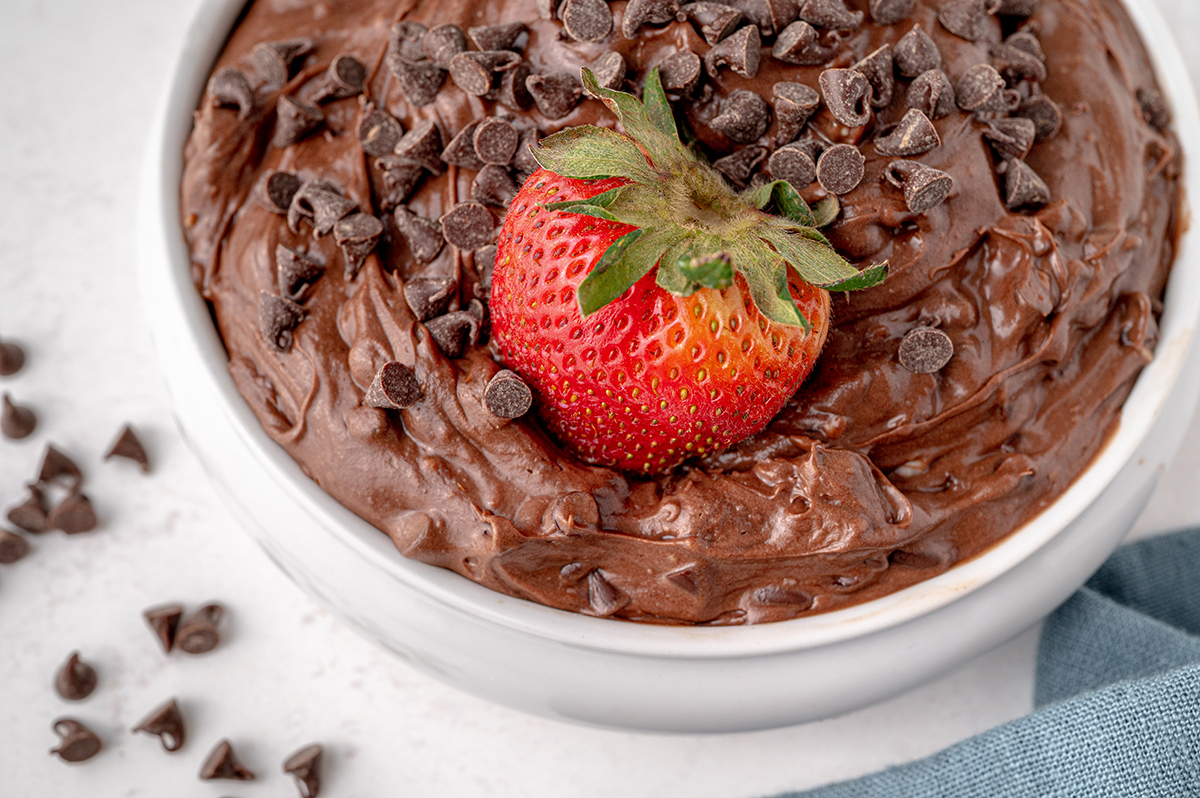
[512,127,542,177]
[426,311,480,359]
[469,22,527,51]
[472,164,519,206]
[133,698,186,752]
[104,424,149,472]
[273,96,324,147]
[1,393,36,439]
[797,0,863,29]
[473,118,520,166]
[1017,94,1064,141]
[442,203,495,251]
[365,362,422,410]
[498,61,535,110]
[254,171,302,216]
[253,38,314,86]
[982,117,1036,160]
[869,0,915,24]
[678,2,745,44]
[939,0,1000,41]
[259,292,306,354]
[176,603,224,655]
[710,89,771,143]
[989,42,1046,84]
[906,69,956,119]
[771,21,830,66]
[772,82,820,144]
[894,24,941,78]
[389,21,428,63]
[819,68,872,127]
[312,54,367,103]
[404,276,457,321]
[816,143,865,194]
[660,50,702,96]
[207,67,255,119]
[955,63,1014,113]
[48,492,97,534]
[143,604,183,653]
[1138,88,1170,132]
[898,326,954,372]
[885,160,954,213]
[854,44,894,109]
[394,208,447,264]
[484,370,533,418]
[999,157,1050,209]
[50,719,102,763]
[424,24,468,68]
[705,24,762,77]
[39,445,82,489]
[623,0,681,37]
[713,145,768,187]
[475,245,498,289]
[729,0,773,34]
[283,743,323,798]
[449,51,520,96]
[794,138,832,163]
[441,120,486,170]
[358,107,404,158]
[995,0,1036,14]
[200,739,255,780]
[1004,30,1044,59]
[287,181,357,236]
[387,57,446,107]
[276,245,324,302]
[0,339,25,376]
[7,484,48,533]
[334,213,384,280]
[768,143,817,187]
[874,108,940,156]
[562,0,613,41]
[0,528,30,564]
[393,118,446,174]
[587,570,626,616]
[54,652,98,701]
[527,72,583,119]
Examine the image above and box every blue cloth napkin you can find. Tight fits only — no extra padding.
[776,528,1200,798]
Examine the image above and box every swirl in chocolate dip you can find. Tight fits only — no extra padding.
[182,0,1182,624]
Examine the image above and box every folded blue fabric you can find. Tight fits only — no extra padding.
[776,528,1200,798]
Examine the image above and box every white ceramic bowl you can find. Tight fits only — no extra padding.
[138,0,1200,732]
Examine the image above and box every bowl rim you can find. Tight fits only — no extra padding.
[139,0,1200,659]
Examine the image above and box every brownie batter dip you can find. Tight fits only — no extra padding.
[182,0,1182,624]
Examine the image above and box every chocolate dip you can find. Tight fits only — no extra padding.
[181,0,1182,624]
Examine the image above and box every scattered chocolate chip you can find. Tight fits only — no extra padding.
[48,492,97,534]
[472,164,519,206]
[54,652,98,701]
[475,244,498,289]
[200,739,255,780]
[851,45,894,109]
[552,492,600,533]
[283,744,323,798]
[728,0,772,34]
[389,21,429,63]
[50,719,102,763]
[358,107,404,158]
[537,0,556,20]
[449,51,520,96]
[874,108,940,156]
[207,67,255,119]
[0,528,30,564]
[312,54,367,103]
[394,208,447,264]
[955,63,1014,113]
[176,603,224,655]
[512,127,542,177]
[1138,88,1170,132]
[1017,94,1064,141]
[660,50,702,96]
[938,0,999,41]
[133,698,186,752]
[272,95,325,147]
[906,69,956,119]
[253,38,315,86]
[426,311,481,359]
[795,136,832,162]
[899,326,954,372]
[442,202,495,251]
[104,424,149,472]
[441,120,486,170]
[259,292,306,354]
[894,24,941,78]
[999,157,1050,209]
[705,24,761,77]
[983,117,1036,160]
[473,118,520,166]
[254,171,302,215]
[1004,30,1044,59]
[404,276,457,322]
[990,42,1046,84]
[710,90,771,143]
[995,0,1036,14]
[276,245,324,302]
[587,570,626,616]
[797,0,863,29]
[771,21,826,66]
[678,2,745,45]
[819,68,872,127]
[869,0,915,24]
[469,22,527,51]
[885,160,954,213]
[816,143,865,194]
[768,143,817,187]
[0,339,25,376]
[1,393,36,439]
[387,56,446,108]
[623,0,681,37]
[39,446,82,489]
[527,72,583,120]
[377,158,425,210]
[334,213,384,280]
[498,61,535,110]
[713,145,768,187]
[365,362,422,410]
[562,0,613,41]
[143,604,183,653]
[484,370,533,418]
[772,82,821,144]
[7,484,48,533]
[393,119,446,174]
[287,181,357,236]
[424,24,468,69]
[585,52,625,94]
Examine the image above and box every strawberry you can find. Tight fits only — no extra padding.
[489,68,886,473]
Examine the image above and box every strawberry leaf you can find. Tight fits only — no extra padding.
[639,67,680,141]
[735,242,811,332]
[534,126,655,182]
[822,260,889,291]
[578,226,687,316]
[811,196,840,228]
[545,203,620,222]
[544,187,624,212]
[579,68,685,167]
[675,243,734,290]
[762,230,861,287]
[656,237,698,294]
[748,180,817,227]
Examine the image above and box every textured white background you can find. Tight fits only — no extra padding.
[1,0,1198,796]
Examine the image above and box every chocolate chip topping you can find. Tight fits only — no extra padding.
[1005,30,1044,59]
[771,21,828,66]
[207,67,255,119]
[454,51,522,96]
[287,181,357,237]
[469,22,527,51]
[200,739,255,781]
[587,569,627,616]
[473,118,520,166]
[1,393,36,439]
[425,24,468,68]
[768,142,818,187]
[797,0,863,30]
[713,145,768,186]
[253,38,314,86]
[1017,95,1064,141]
[874,108,940,156]
[657,50,701,96]
[938,0,1000,41]
[996,0,1037,13]
[276,245,325,302]
[772,81,821,144]
[404,276,458,321]
[312,54,367,103]
[885,160,955,213]
[441,120,486,170]
[49,493,98,534]
[274,96,325,148]
[390,21,429,62]
[259,292,306,354]
[104,424,150,472]
[1138,88,1171,132]
[907,69,956,120]
[816,143,865,195]
[678,2,745,45]
[894,24,941,78]
[854,44,895,109]
[473,164,520,206]
[955,63,1014,113]
[474,244,498,290]
[999,158,1051,209]
[387,56,446,108]
[391,119,445,175]
[39,445,82,489]
[0,527,30,564]
[819,68,872,127]
[253,171,302,216]
[485,370,534,418]
[54,652,98,701]
[50,719,102,763]
[7,484,48,533]
[334,213,384,279]
[283,743,323,798]
[426,311,481,359]
[983,117,1037,160]
[365,362,423,410]
[143,604,183,653]
[498,61,535,110]
[705,24,761,77]
[990,42,1047,84]
[394,207,447,264]
[0,339,25,376]
[358,107,404,158]
[526,72,583,119]
[710,89,771,143]
[869,0,915,24]
[591,51,629,91]
[623,0,682,37]
[133,698,186,752]
[898,326,954,373]
[441,202,495,251]
[562,0,613,42]
[513,127,541,176]
[176,603,224,655]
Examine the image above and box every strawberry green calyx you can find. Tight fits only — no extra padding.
[533,67,887,329]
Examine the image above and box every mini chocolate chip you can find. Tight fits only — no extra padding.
[404,276,458,322]
[54,652,98,701]
[442,202,495,250]
[989,42,1046,84]
[898,326,954,373]
[678,2,746,44]
[284,744,323,798]
[7,484,48,533]
[177,603,224,655]
[133,698,186,752]
[819,68,872,127]
[143,604,183,653]
[358,107,404,157]
[472,164,519,206]
[365,362,422,410]
[885,160,955,213]
[768,0,802,31]
[387,57,446,107]
[623,0,681,37]
[1017,95,1064,141]
[474,118,520,165]
[713,145,768,187]
[276,245,324,302]
[797,0,863,29]
[729,0,772,34]
[0,339,25,376]
[376,160,424,211]
[705,24,761,77]
[273,95,324,147]
[0,528,30,564]
[999,158,1050,209]
[587,51,627,93]
[253,38,314,86]
[254,171,302,215]
[287,181,357,237]
[334,213,384,280]
[512,127,542,177]
[200,739,255,780]
[389,21,428,63]
[207,67,255,119]
[795,138,833,165]
[394,208,447,265]
[498,61,535,110]
[816,143,865,194]
[104,424,149,472]
[312,54,367,103]
[907,69,956,119]
[983,117,1036,160]
[1,393,36,439]
[475,245,498,289]
[526,72,583,119]
[259,292,306,354]
[50,719,102,763]
[771,21,827,66]
[39,445,82,489]
[441,120,486,170]
[894,24,941,78]
[869,0,915,24]
[768,143,817,187]
[587,570,626,616]
[469,22,527,51]
[660,50,702,96]
[424,25,468,68]
[938,0,1000,41]
[955,63,1012,113]
[392,119,446,174]
[710,90,771,143]
[426,311,480,359]
[995,0,1036,13]
[562,0,613,41]
[449,51,520,96]
[854,44,894,109]
[772,81,821,144]
[485,370,533,418]
[666,567,699,593]
[1138,88,1170,132]
[49,492,97,534]
[1004,30,1044,59]
[874,108,940,156]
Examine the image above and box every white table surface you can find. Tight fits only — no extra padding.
[2,1,1198,795]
